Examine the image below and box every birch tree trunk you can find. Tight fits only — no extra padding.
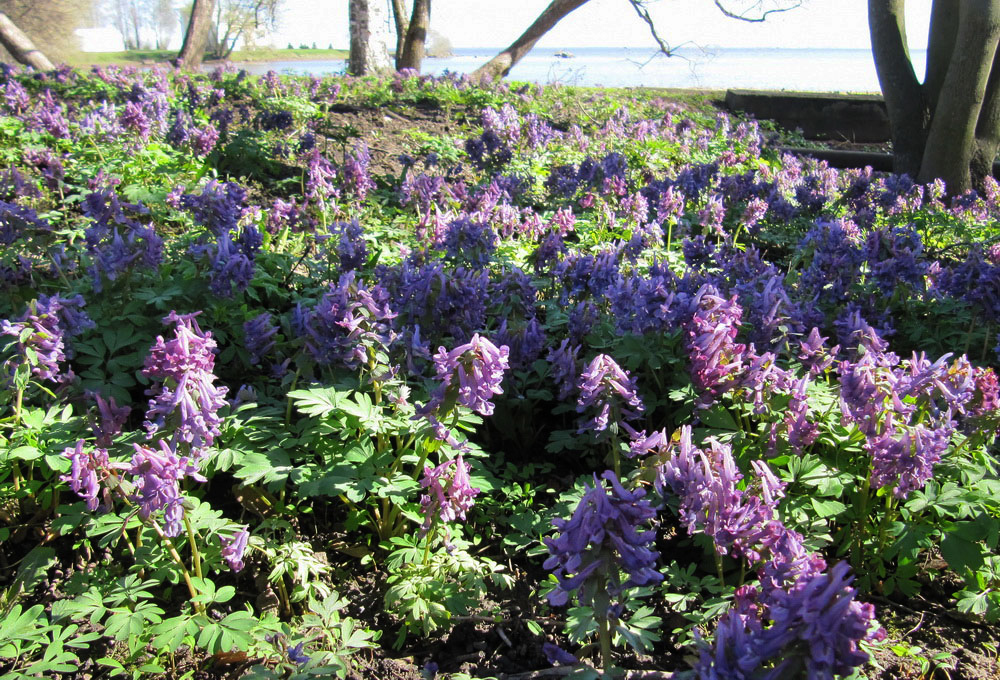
[349,0,392,76]
[0,12,54,71]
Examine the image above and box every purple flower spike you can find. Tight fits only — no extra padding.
[128,440,206,537]
[576,354,644,437]
[421,333,510,417]
[419,455,481,542]
[243,312,278,365]
[61,440,125,511]
[543,470,662,610]
[90,392,131,448]
[142,311,228,452]
[698,562,882,680]
[221,528,250,572]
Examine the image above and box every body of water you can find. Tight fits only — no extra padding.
[237,46,926,93]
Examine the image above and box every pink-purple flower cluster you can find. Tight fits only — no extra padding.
[1,294,93,384]
[142,311,228,451]
[575,353,644,438]
[418,454,480,542]
[128,439,207,537]
[421,333,510,418]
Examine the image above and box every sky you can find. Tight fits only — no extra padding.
[271,0,933,52]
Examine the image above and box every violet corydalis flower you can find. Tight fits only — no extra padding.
[544,470,662,610]
[221,527,250,572]
[576,353,644,437]
[419,454,480,541]
[142,311,229,452]
[421,333,510,418]
[61,440,125,511]
[128,440,206,537]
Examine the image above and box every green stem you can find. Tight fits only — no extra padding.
[184,517,203,581]
[284,368,301,426]
[851,473,873,570]
[714,551,726,588]
[593,587,615,678]
[151,522,203,613]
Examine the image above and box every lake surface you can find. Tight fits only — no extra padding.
[233,46,928,93]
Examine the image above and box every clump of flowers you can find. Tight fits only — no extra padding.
[142,311,228,452]
[418,454,480,546]
[61,440,123,512]
[128,439,207,537]
[1,294,94,385]
[544,470,662,672]
[420,333,510,418]
[695,562,883,679]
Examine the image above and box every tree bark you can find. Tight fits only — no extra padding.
[391,0,409,68]
[178,0,215,69]
[0,11,54,71]
[396,0,429,71]
[973,47,1000,183]
[348,0,392,76]
[869,0,927,177]
[924,0,958,113]
[473,0,590,81]
[920,1,1000,192]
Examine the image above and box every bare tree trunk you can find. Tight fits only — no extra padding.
[391,0,408,67]
[869,0,927,177]
[129,3,142,51]
[396,0,429,71]
[472,0,589,81]
[348,0,392,75]
[178,0,215,69]
[919,0,1000,192]
[0,11,54,71]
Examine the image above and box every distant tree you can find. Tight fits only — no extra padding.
[472,0,800,81]
[348,0,392,75]
[870,0,1000,194]
[0,11,54,69]
[152,0,177,49]
[178,0,215,67]
[207,0,281,59]
[0,0,90,63]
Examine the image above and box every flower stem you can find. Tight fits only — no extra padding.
[150,522,203,613]
[184,516,204,581]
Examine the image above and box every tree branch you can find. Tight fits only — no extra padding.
[712,0,803,22]
[627,0,676,56]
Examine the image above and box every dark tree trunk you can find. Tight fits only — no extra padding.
[396,0,429,71]
[473,0,590,81]
[870,0,1000,194]
[178,0,215,69]
[0,11,54,71]
[391,0,409,68]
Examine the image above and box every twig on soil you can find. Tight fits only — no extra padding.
[496,626,514,648]
[906,612,926,635]
[501,669,677,680]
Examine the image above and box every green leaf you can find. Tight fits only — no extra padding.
[288,387,343,418]
[940,533,985,574]
[809,498,847,519]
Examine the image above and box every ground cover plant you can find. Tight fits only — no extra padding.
[0,62,999,679]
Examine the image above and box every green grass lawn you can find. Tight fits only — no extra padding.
[68,47,348,67]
